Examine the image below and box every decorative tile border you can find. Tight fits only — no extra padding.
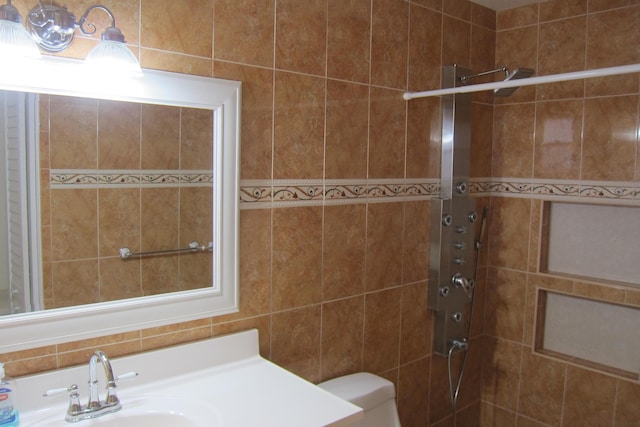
[50,170,213,189]
[241,178,640,209]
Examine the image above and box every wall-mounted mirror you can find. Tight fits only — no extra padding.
[0,57,240,352]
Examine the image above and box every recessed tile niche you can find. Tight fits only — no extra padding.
[541,201,640,286]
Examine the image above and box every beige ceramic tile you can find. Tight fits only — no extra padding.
[180,108,213,170]
[273,71,325,179]
[370,0,408,89]
[472,3,496,29]
[534,99,583,180]
[325,80,369,179]
[470,102,494,178]
[442,16,471,67]
[400,282,431,364]
[408,4,443,92]
[539,0,587,21]
[214,0,274,67]
[444,0,472,21]
[588,0,640,12]
[368,87,407,178]
[481,337,523,411]
[99,257,142,302]
[50,189,98,261]
[492,104,535,178]
[49,96,98,169]
[141,104,180,170]
[141,0,212,57]
[271,305,322,383]
[140,49,212,76]
[496,3,538,30]
[615,379,640,426]
[362,287,402,373]
[397,357,430,426]
[52,259,100,308]
[320,296,364,380]
[272,207,323,311]
[537,17,586,75]
[365,202,404,291]
[517,349,566,425]
[402,201,430,284]
[98,188,140,257]
[586,7,640,70]
[275,0,326,76]
[563,365,616,426]
[407,96,441,179]
[327,0,371,83]
[487,198,532,271]
[97,100,141,170]
[322,204,366,301]
[484,267,527,342]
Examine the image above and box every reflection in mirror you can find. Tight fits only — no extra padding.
[1,92,216,314]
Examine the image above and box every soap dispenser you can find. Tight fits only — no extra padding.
[0,363,18,427]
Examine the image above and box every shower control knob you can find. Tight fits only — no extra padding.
[454,226,467,234]
[442,214,453,227]
[439,286,450,297]
[455,182,468,194]
[467,211,478,223]
[453,241,466,250]
[451,312,463,322]
[452,274,470,288]
[454,257,465,265]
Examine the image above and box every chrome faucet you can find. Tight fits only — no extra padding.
[43,350,137,423]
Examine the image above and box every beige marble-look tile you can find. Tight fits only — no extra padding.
[494,25,538,105]
[496,3,538,30]
[273,71,325,179]
[539,0,587,21]
[399,282,431,364]
[141,256,180,296]
[368,87,406,179]
[180,107,213,170]
[472,2,496,29]
[214,61,273,180]
[586,6,640,70]
[397,357,430,427]
[363,287,402,373]
[484,267,527,342]
[444,0,471,21]
[140,188,179,252]
[141,0,212,57]
[517,349,566,425]
[99,257,142,302]
[272,206,322,311]
[49,95,98,169]
[408,4,442,92]
[320,296,364,381]
[402,201,430,284]
[322,204,366,301]
[214,0,274,67]
[97,100,141,170]
[98,188,140,257]
[271,305,322,383]
[325,80,369,179]
[492,103,535,178]
[50,189,98,261]
[407,96,441,179]
[481,337,523,411]
[275,0,327,76]
[487,197,532,271]
[470,102,493,178]
[365,202,404,292]
[615,379,640,426]
[470,24,496,105]
[140,49,213,77]
[52,259,100,308]
[442,15,471,67]
[588,0,640,12]
[212,315,271,358]
[327,0,371,83]
[429,353,455,424]
[582,95,638,181]
[571,280,626,303]
[141,104,180,170]
[370,0,408,89]
[534,99,583,180]
[563,365,617,426]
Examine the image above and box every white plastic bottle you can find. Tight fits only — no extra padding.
[0,363,18,427]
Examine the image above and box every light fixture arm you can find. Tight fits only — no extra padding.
[78,5,118,38]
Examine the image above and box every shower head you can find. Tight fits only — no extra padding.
[494,67,535,96]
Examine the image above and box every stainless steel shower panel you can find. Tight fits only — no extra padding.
[429,65,478,356]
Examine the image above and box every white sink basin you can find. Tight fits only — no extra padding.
[28,396,220,427]
[15,330,362,427]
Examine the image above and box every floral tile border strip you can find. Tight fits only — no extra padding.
[50,170,213,189]
[241,178,640,209]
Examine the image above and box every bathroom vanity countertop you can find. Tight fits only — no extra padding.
[15,329,363,427]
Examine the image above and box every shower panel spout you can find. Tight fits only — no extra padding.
[429,64,478,357]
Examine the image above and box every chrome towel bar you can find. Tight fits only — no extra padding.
[119,241,213,259]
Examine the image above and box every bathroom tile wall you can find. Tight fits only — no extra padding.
[484,1,640,426]
[39,95,214,308]
[1,0,495,425]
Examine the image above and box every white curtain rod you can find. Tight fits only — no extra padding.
[403,63,640,101]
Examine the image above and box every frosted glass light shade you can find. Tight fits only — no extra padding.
[85,40,142,76]
[0,19,41,59]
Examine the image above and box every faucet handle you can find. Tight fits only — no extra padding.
[115,371,138,381]
[43,383,78,397]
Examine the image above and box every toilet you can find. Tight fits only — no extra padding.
[318,372,401,427]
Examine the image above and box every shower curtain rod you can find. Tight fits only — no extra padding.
[403,63,640,100]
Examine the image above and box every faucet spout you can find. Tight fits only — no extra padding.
[88,350,119,409]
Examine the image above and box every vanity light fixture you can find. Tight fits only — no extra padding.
[0,0,41,58]
[0,0,141,74]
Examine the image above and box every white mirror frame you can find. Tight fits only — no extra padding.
[0,57,240,353]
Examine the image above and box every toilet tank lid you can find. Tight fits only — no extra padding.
[318,372,396,410]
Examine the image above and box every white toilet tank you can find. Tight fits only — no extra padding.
[318,372,401,427]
